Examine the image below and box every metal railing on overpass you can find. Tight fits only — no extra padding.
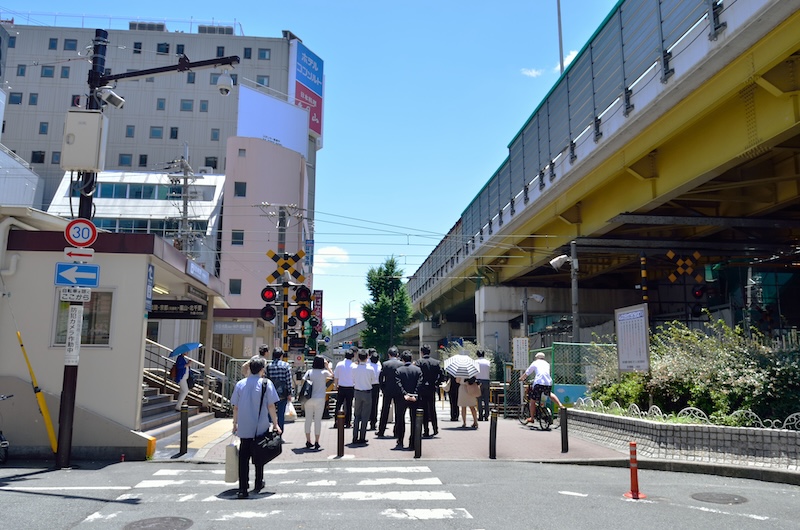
[408,0,731,302]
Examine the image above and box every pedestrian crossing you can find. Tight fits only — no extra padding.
[78,464,474,525]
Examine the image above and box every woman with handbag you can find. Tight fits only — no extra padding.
[301,355,332,450]
[456,376,481,429]
[231,356,281,499]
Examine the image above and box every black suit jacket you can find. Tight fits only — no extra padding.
[395,362,423,397]
[415,356,443,390]
[379,358,404,397]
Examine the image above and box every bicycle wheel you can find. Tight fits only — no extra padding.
[538,405,553,431]
[518,397,530,425]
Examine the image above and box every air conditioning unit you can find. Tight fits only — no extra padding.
[197,166,213,174]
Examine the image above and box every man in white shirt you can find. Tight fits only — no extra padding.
[333,349,356,428]
[519,352,562,423]
[352,350,378,444]
[367,349,382,431]
[475,350,492,421]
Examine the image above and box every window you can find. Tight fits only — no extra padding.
[243,47,252,59]
[229,279,242,295]
[157,42,170,55]
[146,77,154,83]
[16,64,25,76]
[118,153,133,166]
[125,125,135,138]
[130,184,155,199]
[60,66,70,79]
[149,126,164,139]
[139,154,148,168]
[169,127,179,140]
[71,95,81,107]
[98,183,127,198]
[258,48,270,60]
[54,291,113,346]
[133,42,142,54]
[156,98,166,111]
[238,148,246,157]
[210,128,220,141]
[8,36,15,48]
[176,44,185,55]
[51,151,61,164]
[64,39,77,51]
[118,219,148,233]
[234,182,247,197]
[216,46,225,57]
[39,122,49,135]
[29,93,38,105]
[256,75,269,87]
[230,73,238,85]
[48,38,58,50]
[9,93,22,105]
[186,72,195,84]
[146,321,159,343]
[210,73,220,85]
[204,157,218,169]
[199,100,209,112]
[180,99,193,111]
[41,65,55,78]
[231,230,244,246]
[31,151,46,163]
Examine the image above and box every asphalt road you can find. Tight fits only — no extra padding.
[1,459,798,529]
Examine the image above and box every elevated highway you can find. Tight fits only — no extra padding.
[408,0,800,352]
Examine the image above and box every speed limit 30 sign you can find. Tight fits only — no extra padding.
[65,219,98,248]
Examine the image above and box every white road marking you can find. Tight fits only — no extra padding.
[211,510,282,521]
[0,486,130,491]
[558,490,589,497]
[307,480,337,486]
[382,508,473,519]
[358,478,442,486]
[268,490,456,501]
[83,512,121,522]
[688,505,770,521]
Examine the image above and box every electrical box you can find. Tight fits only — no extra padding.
[61,110,108,172]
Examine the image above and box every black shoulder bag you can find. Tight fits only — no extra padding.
[255,380,283,464]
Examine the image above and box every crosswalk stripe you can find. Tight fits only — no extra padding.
[382,508,473,520]
[357,477,442,486]
[266,490,456,501]
[153,465,432,476]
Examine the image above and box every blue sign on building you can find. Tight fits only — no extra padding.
[54,262,100,288]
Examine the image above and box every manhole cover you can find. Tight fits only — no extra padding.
[691,492,748,505]
[124,517,193,530]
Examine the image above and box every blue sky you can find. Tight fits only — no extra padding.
[8,1,618,329]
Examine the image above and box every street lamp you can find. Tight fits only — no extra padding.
[521,289,545,342]
[549,240,579,343]
[348,300,357,322]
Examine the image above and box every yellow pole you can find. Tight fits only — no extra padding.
[15,330,58,453]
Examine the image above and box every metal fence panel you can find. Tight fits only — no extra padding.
[592,13,624,114]
[621,0,661,86]
[509,138,525,201]
[498,159,512,208]
[548,81,571,156]
[488,173,499,218]
[522,115,541,182]
[568,51,595,137]
[660,0,708,50]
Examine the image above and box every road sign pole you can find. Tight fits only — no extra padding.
[56,302,83,469]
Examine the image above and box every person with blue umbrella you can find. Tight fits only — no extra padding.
[170,342,202,411]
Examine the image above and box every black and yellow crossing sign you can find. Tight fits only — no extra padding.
[666,250,704,283]
[266,250,306,283]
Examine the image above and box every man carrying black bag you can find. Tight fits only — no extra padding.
[231,356,282,499]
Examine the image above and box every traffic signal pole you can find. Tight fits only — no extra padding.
[282,274,290,352]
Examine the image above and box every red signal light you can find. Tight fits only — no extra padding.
[294,285,311,302]
[261,286,278,303]
[260,305,277,322]
[295,305,311,322]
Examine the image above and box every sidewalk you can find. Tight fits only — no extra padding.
[153,405,623,465]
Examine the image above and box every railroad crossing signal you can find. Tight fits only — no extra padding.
[266,250,305,283]
[261,286,278,303]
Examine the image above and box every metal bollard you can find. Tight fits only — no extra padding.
[560,407,569,453]
[179,403,189,455]
[489,409,497,459]
[336,412,345,457]
[414,409,423,458]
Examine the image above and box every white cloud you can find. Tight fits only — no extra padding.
[553,50,579,72]
[313,246,350,274]
[521,67,543,78]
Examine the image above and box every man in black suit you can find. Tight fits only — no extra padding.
[394,350,423,449]
[415,344,443,437]
[377,346,403,438]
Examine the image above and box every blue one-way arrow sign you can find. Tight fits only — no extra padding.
[55,262,100,288]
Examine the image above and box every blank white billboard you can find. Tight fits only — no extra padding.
[237,85,309,159]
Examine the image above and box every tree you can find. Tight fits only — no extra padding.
[361,257,412,354]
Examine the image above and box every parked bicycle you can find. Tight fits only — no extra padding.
[0,394,12,464]
[517,385,557,431]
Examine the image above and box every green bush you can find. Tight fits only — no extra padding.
[586,318,790,421]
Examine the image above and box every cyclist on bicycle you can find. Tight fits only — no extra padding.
[519,352,562,423]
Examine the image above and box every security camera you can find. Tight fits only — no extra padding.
[549,254,569,271]
[217,71,233,96]
[96,87,125,109]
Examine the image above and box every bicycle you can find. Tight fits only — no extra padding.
[517,385,556,431]
[0,394,12,464]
